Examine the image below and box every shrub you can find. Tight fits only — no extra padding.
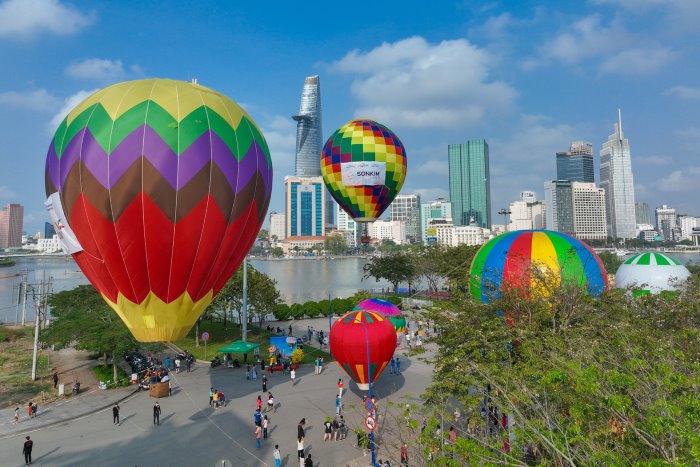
[93,364,130,387]
[291,348,304,364]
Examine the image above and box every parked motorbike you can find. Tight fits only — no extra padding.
[210,356,222,368]
[72,381,80,395]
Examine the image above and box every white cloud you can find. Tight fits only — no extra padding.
[637,155,672,166]
[48,89,98,132]
[261,115,296,178]
[658,166,700,192]
[665,85,700,100]
[65,58,125,80]
[0,0,94,39]
[412,188,449,202]
[599,46,676,74]
[415,159,448,176]
[0,89,57,111]
[592,0,700,29]
[0,185,17,201]
[332,36,518,129]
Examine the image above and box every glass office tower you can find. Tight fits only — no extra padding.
[448,140,491,228]
[556,141,594,183]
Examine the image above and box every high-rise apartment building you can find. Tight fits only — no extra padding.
[571,182,607,240]
[556,141,594,183]
[292,75,335,226]
[600,110,636,239]
[336,204,357,248]
[268,211,286,242]
[0,203,23,249]
[508,192,545,231]
[677,214,699,241]
[389,194,421,243]
[284,176,325,238]
[635,202,652,226]
[369,220,406,245]
[448,140,491,228]
[420,198,452,243]
[655,204,678,241]
[544,181,574,235]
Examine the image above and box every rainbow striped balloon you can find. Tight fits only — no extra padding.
[45,79,272,341]
[469,230,608,303]
[320,119,406,222]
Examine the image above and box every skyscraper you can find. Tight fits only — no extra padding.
[544,180,574,235]
[556,141,594,183]
[655,204,677,241]
[0,203,24,248]
[571,182,607,241]
[284,176,325,238]
[448,140,491,228]
[389,194,421,243]
[292,76,335,226]
[600,110,636,239]
[635,202,652,225]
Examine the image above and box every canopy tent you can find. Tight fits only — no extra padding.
[217,340,260,354]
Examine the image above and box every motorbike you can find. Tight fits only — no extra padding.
[72,381,81,395]
[137,379,151,391]
[210,356,222,368]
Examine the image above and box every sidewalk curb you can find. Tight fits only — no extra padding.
[0,387,140,440]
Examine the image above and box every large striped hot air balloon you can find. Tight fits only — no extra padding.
[320,119,406,242]
[330,310,396,391]
[44,79,272,342]
[469,230,608,303]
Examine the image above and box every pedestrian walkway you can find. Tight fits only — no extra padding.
[0,384,137,438]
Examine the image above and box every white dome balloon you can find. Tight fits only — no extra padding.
[615,252,691,295]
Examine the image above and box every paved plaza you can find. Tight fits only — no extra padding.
[0,318,435,466]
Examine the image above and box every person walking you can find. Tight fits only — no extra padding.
[273,444,281,467]
[319,357,323,373]
[297,437,305,467]
[335,394,342,415]
[254,409,262,427]
[262,375,268,392]
[153,401,161,425]
[257,395,263,412]
[23,436,33,465]
[304,453,313,467]
[175,357,181,373]
[297,418,306,439]
[389,357,396,374]
[26,402,32,419]
[337,378,343,397]
[395,356,401,374]
[290,368,296,385]
[14,407,19,425]
[252,365,258,380]
[112,403,120,425]
[313,358,319,375]
[263,415,269,439]
[267,392,276,413]
[254,424,262,449]
[400,442,409,466]
[52,371,59,389]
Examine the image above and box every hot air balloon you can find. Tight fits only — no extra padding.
[44,78,272,342]
[469,230,608,303]
[320,119,406,243]
[354,298,406,334]
[330,310,397,391]
[615,252,691,296]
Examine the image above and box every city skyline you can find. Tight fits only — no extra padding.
[1,1,699,234]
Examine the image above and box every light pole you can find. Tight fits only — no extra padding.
[242,256,248,342]
[498,208,511,228]
[352,317,378,467]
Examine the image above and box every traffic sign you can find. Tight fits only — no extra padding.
[201,332,210,341]
[365,415,376,431]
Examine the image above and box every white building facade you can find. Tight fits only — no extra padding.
[571,182,608,240]
[389,194,421,243]
[369,220,406,245]
[269,212,286,243]
[420,199,452,243]
[336,204,358,248]
[436,225,490,247]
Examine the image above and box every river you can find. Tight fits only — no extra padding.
[1,252,698,324]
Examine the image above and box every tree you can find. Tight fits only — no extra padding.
[324,234,348,256]
[270,247,284,258]
[598,251,623,274]
[362,252,416,292]
[43,285,137,383]
[413,245,445,293]
[415,270,700,465]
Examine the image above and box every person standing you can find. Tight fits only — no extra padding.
[263,415,269,439]
[26,402,32,419]
[297,437,305,467]
[288,324,293,336]
[254,409,262,427]
[400,442,409,466]
[267,393,276,413]
[175,357,181,373]
[273,445,281,467]
[252,365,258,380]
[262,375,268,392]
[290,368,296,385]
[323,417,333,441]
[254,424,262,449]
[297,418,306,439]
[256,395,263,412]
[335,394,342,415]
[337,378,344,397]
[209,387,214,407]
[153,401,161,425]
[23,436,33,465]
[389,357,395,374]
[319,357,323,374]
[112,403,120,425]
[395,356,401,374]
[14,407,19,425]
[52,371,59,389]
[304,453,313,467]
[313,358,319,375]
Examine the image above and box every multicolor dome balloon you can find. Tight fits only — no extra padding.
[330,310,397,391]
[354,298,406,333]
[320,119,406,222]
[615,252,691,296]
[469,230,608,303]
[45,79,272,342]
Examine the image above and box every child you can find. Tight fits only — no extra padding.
[263,415,269,439]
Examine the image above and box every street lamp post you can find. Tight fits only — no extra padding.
[353,317,378,467]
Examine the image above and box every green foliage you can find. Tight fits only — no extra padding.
[270,247,284,258]
[301,301,322,318]
[272,303,290,321]
[93,364,129,387]
[324,234,348,255]
[416,272,700,465]
[363,252,417,292]
[598,251,624,273]
[291,348,304,364]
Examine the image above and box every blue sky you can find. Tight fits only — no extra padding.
[1,0,699,234]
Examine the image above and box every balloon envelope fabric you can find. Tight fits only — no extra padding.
[320,119,406,222]
[615,252,690,296]
[330,310,397,391]
[354,298,401,317]
[44,79,272,342]
[469,230,608,303]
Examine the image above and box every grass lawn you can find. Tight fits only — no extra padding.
[0,325,54,407]
[175,321,333,365]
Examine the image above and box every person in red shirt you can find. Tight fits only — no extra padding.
[337,379,344,397]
